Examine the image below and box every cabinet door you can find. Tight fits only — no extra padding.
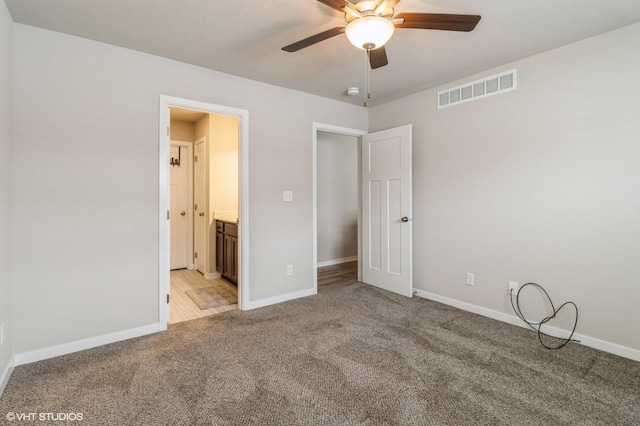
[224,234,238,284]
[216,232,224,273]
[230,236,238,283]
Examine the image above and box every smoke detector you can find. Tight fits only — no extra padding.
[347,87,360,96]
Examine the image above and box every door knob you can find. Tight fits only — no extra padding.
[199,212,205,217]
[401,217,409,222]
[180,211,186,216]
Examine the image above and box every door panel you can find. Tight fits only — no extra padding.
[388,178,402,275]
[362,125,412,297]
[169,143,190,269]
[216,230,224,273]
[368,180,382,270]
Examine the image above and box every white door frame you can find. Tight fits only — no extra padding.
[312,123,367,292]
[159,95,250,329]
[169,140,194,270]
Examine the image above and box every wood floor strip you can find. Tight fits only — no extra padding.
[170,269,238,324]
[318,261,358,292]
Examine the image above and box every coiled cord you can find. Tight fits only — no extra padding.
[509,282,579,349]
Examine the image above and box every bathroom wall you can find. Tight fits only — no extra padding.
[170,118,195,142]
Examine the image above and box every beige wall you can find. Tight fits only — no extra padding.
[195,114,208,143]
[210,114,239,213]
[317,131,358,264]
[169,118,195,142]
[0,0,13,390]
[369,22,640,352]
[208,114,239,272]
[11,24,367,355]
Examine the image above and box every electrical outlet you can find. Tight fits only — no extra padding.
[508,281,518,296]
[466,272,474,286]
[283,191,293,202]
[0,323,4,346]
[286,265,293,276]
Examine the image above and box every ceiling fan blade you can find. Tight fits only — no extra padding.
[368,46,388,69]
[373,0,400,17]
[317,0,356,13]
[282,27,346,52]
[394,13,481,32]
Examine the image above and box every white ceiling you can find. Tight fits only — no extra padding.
[6,0,640,107]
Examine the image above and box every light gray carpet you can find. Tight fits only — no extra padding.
[1,283,639,425]
[185,283,238,310]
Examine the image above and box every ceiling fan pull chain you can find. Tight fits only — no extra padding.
[364,49,367,107]
[364,49,371,107]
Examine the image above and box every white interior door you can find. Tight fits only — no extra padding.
[169,144,186,269]
[194,139,207,274]
[362,125,412,297]
[169,142,192,270]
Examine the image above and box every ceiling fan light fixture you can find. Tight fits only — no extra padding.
[345,16,395,50]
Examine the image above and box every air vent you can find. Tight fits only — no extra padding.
[437,69,517,109]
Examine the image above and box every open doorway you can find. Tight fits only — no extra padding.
[167,108,240,324]
[313,123,367,293]
[159,96,249,329]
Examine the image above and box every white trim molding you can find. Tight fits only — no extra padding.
[317,256,358,268]
[13,324,162,367]
[414,289,640,362]
[0,357,14,396]
[243,287,316,311]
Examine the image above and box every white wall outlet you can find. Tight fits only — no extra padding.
[286,265,293,276]
[283,191,293,202]
[0,322,4,346]
[466,272,474,286]
[508,281,518,296]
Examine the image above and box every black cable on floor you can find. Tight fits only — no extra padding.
[509,282,579,349]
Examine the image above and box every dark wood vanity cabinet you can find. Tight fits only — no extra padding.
[215,225,224,274]
[216,220,238,284]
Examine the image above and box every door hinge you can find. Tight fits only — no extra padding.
[166,294,170,304]
[194,204,198,210]
[167,210,170,220]
[194,252,198,259]
[194,155,198,162]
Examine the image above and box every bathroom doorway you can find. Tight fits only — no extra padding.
[159,96,249,328]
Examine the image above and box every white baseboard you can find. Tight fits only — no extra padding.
[317,256,358,268]
[13,323,163,366]
[0,357,14,397]
[413,289,640,362]
[244,287,316,310]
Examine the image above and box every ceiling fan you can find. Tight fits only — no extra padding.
[282,0,481,69]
